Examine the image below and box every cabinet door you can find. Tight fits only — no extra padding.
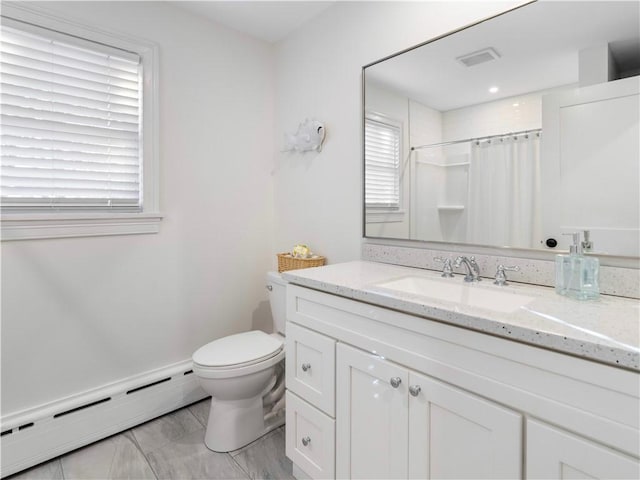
[336,343,408,479]
[527,419,640,479]
[408,371,522,479]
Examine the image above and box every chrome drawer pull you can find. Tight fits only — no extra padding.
[390,377,402,388]
[409,385,422,397]
[301,363,311,372]
[302,436,311,446]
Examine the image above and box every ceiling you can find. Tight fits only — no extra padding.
[365,1,640,112]
[169,2,639,110]
[171,1,335,43]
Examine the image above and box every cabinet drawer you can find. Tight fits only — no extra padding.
[286,391,335,480]
[286,322,336,416]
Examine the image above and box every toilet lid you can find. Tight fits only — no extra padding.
[192,331,283,368]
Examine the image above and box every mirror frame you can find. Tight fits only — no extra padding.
[361,1,639,269]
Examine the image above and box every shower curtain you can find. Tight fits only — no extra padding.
[467,134,541,248]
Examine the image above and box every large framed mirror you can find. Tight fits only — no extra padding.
[363,1,640,259]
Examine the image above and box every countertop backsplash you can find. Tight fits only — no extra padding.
[362,243,640,299]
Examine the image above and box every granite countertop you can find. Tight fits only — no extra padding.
[282,261,640,371]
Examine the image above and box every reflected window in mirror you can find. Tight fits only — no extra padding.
[365,112,410,237]
[365,114,401,209]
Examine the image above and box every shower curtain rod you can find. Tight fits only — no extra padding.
[410,128,542,151]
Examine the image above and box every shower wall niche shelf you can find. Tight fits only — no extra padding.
[437,205,465,211]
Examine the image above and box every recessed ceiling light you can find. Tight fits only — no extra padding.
[489,86,499,94]
[512,103,520,107]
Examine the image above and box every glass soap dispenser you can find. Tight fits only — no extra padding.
[555,232,600,300]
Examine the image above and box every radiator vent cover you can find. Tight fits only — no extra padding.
[456,47,501,67]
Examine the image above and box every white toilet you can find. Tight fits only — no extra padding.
[192,271,287,452]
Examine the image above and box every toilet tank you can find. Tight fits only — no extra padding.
[267,271,287,334]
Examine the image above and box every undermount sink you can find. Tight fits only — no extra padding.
[373,275,536,314]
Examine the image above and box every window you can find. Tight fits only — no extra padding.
[365,115,401,209]
[0,4,160,240]
[1,24,142,211]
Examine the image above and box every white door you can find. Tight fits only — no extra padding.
[408,371,522,479]
[336,343,408,479]
[540,76,640,255]
[527,419,640,479]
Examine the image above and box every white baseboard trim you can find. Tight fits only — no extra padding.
[1,359,207,478]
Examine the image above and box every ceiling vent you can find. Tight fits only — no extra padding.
[456,47,501,67]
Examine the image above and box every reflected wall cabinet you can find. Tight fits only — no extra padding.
[284,284,640,480]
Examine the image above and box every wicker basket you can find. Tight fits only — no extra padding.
[277,253,326,273]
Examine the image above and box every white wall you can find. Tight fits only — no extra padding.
[1,0,528,417]
[442,87,566,141]
[273,1,525,263]
[1,1,275,415]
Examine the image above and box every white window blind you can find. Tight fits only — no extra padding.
[365,117,400,208]
[0,21,142,211]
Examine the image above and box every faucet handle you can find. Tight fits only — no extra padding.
[434,256,454,278]
[494,265,520,286]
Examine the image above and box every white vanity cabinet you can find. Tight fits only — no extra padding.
[285,284,640,480]
[336,343,522,479]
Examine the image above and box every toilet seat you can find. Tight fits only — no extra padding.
[192,330,284,379]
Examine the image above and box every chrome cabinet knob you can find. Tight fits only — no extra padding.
[266,284,273,291]
[301,436,311,446]
[409,385,422,397]
[390,377,402,388]
[301,363,311,372]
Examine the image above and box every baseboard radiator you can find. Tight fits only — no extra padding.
[0,359,207,478]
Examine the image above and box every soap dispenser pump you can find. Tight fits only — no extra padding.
[555,232,599,300]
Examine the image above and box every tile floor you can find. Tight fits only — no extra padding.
[7,398,293,480]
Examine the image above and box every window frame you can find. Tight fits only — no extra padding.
[364,111,406,224]
[0,3,161,241]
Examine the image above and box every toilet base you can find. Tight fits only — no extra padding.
[204,396,285,452]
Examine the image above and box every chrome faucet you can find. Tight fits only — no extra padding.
[454,256,481,282]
